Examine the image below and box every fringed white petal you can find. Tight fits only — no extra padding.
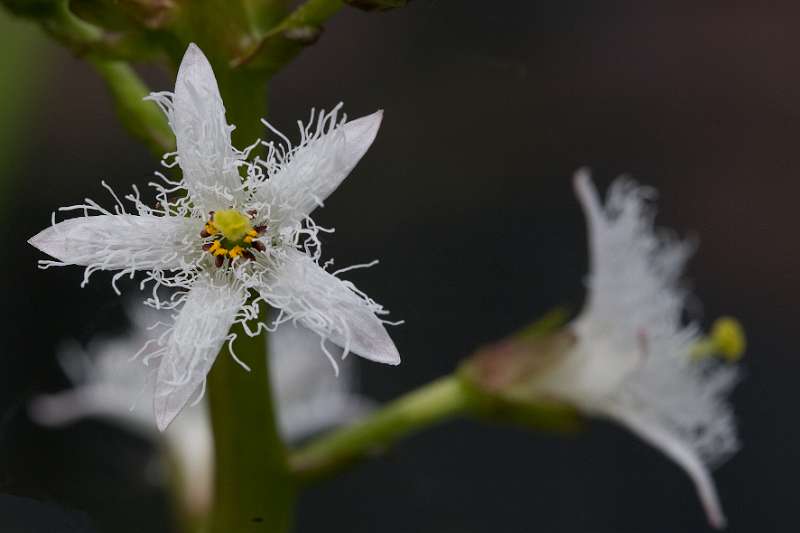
[257,108,383,228]
[29,214,198,272]
[572,169,693,358]
[148,43,243,211]
[554,170,739,529]
[269,319,374,440]
[154,276,246,431]
[260,249,400,366]
[604,403,727,529]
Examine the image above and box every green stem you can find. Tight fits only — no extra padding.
[88,59,175,155]
[290,375,470,484]
[232,0,344,72]
[12,1,173,155]
[206,323,294,533]
[204,75,287,533]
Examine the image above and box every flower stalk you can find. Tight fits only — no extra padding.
[201,60,291,533]
[89,59,175,154]
[232,0,344,70]
[291,375,470,483]
[207,322,295,533]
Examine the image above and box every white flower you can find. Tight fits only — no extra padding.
[532,170,739,529]
[29,306,374,515]
[28,43,400,431]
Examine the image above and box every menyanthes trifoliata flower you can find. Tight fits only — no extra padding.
[464,170,742,529]
[28,43,400,431]
[30,306,374,517]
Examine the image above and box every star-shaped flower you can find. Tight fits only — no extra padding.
[28,43,400,431]
[540,171,741,528]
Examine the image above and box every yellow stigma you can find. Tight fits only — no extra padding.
[691,316,746,362]
[212,209,252,242]
[710,317,746,361]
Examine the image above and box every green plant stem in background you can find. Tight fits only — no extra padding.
[4,1,175,156]
[233,0,344,71]
[291,375,471,483]
[207,323,295,533]
[88,59,175,154]
[0,10,48,211]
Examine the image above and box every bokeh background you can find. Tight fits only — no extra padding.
[1,1,798,532]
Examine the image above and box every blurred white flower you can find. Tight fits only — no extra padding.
[532,170,740,528]
[28,43,399,431]
[29,306,373,516]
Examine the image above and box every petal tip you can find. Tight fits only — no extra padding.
[573,167,592,193]
[154,398,176,432]
[27,226,60,260]
[27,231,43,250]
[178,42,214,81]
[183,42,204,61]
[366,342,401,366]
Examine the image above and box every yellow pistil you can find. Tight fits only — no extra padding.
[213,209,253,242]
[204,222,218,235]
[228,245,244,259]
[710,317,746,361]
[691,316,746,362]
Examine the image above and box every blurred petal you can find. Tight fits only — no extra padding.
[261,109,383,227]
[28,214,197,270]
[153,43,243,210]
[606,404,727,529]
[162,409,214,515]
[260,249,399,365]
[154,276,245,431]
[269,320,374,440]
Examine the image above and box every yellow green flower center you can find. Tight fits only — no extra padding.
[212,209,252,242]
[200,209,267,266]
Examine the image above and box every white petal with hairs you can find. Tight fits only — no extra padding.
[28,43,400,431]
[534,170,739,529]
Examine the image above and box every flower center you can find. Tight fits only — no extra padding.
[213,209,251,241]
[201,209,267,267]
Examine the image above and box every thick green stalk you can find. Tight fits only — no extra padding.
[206,322,294,533]
[290,375,470,483]
[205,73,291,533]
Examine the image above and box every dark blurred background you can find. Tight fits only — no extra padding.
[1,1,798,532]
